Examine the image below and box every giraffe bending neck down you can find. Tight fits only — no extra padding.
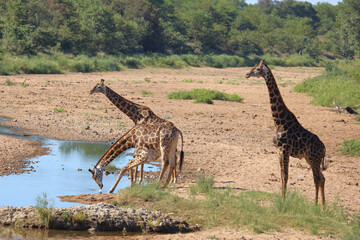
[245,60,326,208]
[89,123,184,193]
[89,79,184,191]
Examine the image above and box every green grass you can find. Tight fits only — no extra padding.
[167,89,243,104]
[294,60,360,107]
[53,107,67,113]
[113,178,358,238]
[5,79,14,86]
[339,138,360,157]
[141,90,152,96]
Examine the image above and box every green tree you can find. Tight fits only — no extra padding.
[337,0,360,56]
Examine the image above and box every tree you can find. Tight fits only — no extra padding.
[337,0,360,56]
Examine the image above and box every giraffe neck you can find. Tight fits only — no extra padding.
[263,66,298,128]
[104,86,143,124]
[94,131,135,169]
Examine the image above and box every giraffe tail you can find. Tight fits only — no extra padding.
[178,130,184,172]
[321,149,327,171]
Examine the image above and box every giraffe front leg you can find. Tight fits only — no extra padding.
[139,164,144,183]
[109,149,148,193]
[109,165,130,193]
[279,148,290,198]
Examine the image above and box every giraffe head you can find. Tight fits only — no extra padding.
[245,59,267,78]
[90,79,106,95]
[88,166,104,189]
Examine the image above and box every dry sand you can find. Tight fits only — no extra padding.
[1,67,359,239]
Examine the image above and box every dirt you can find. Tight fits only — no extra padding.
[1,67,359,239]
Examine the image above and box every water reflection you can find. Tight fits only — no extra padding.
[0,121,158,208]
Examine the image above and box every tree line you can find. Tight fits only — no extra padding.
[0,0,359,58]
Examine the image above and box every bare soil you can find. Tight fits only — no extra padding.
[1,67,359,239]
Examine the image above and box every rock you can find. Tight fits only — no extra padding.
[0,203,198,234]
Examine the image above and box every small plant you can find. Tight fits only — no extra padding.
[144,77,151,83]
[53,107,67,113]
[339,138,360,157]
[72,211,86,223]
[141,90,152,96]
[162,116,173,119]
[36,192,54,227]
[356,115,360,122]
[119,121,127,128]
[182,78,193,83]
[217,80,223,84]
[5,79,14,86]
[21,80,29,87]
[61,211,72,225]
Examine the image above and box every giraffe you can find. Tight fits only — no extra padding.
[245,60,326,207]
[89,122,183,193]
[89,79,184,189]
[90,79,157,183]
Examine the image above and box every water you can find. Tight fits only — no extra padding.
[0,120,158,208]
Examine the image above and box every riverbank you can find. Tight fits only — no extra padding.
[1,67,359,239]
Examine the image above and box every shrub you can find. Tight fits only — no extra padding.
[168,89,243,104]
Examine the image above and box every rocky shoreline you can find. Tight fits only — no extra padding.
[0,202,197,233]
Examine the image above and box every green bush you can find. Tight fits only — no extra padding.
[168,88,243,104]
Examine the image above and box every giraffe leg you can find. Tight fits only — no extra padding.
[133,166,138,183]
[279,148,290,198]
[130,168,134,187]
[109,148,148,193]
[139,164,144,183]
[159,163,169,182]
[311,165,326,208]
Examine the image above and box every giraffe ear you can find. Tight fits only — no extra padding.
[88,169,93,174]
[101,79,105,83]
[259,59,265,67]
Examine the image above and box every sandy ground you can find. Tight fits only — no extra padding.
[0,67,359,239]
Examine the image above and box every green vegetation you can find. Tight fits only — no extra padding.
[294,60,360,107]
[105,164,120,174]
[141,90,152,96]
[36,192,54,227]
[168,89,243,104]
[53,107,67,113]
[339,138,360,157]
[113,179,359,238]
[4,79,13,86]
[1,0,360,74]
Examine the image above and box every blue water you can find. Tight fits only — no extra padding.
[0,121,157,208]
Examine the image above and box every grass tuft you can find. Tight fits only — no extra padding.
[167,89,243,104]
[36,192,54,227]
[339,138,360,157]
[141,90,152,96]
[53,107,67,113]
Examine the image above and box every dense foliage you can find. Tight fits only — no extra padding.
[0,0,358,58]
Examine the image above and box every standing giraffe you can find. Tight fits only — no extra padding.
[89,79,184,189]
[89,122,182,193]
[245,60,326,207]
